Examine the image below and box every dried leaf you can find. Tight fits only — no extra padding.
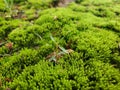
[4,78,13,82]
[46,52,56,59]
[5,42,13,49]
[66,49,74,53]
[54,15,58,20]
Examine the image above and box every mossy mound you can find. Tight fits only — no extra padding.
[0,0,120,90]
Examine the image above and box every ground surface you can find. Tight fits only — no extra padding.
[0,0,120,90]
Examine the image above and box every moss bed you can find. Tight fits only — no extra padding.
[0,0,120,90]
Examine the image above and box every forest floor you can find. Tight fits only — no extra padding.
[0,0,120,90]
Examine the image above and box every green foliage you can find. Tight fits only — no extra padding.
[99,20,120,33]
[13,0,26,3]
[8,24,40,47]
[74,30,118,61]
[6,55,87,90]
[0,19,28,39]
[0,48,39,87]
[0,46,9,57]
[0,0,120,90]
[90,6,115,17]
[68,2,87,12]
[80,0,114,6]
[24,9,36,20]
[3,54,120,90]
[85,59,120,90]
[36,8,80,31]
[0,0,5,11]
[3,0,14,17]
[75,0,84,3]
[27,0,53,9]
[35,8,95,38]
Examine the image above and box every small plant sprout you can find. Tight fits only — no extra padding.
[47,35,74,62]
[4,0,14,17]
[33,32,42,40]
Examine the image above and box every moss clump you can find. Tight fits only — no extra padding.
[13,0,27,3]
[27,0,53,9]
[3,56,120,90]
[0,1,5,11]
[85,59,120,90]
[73,30,118,61]
[0,48,39,87]
[79,0,115,6]
[0,19,29,39]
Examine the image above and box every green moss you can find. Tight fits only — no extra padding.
[74,30,118,61]
[0,0,5,11]
[68,2,88,12]
[4,55,120,90]
[90,6,115,17]
[24,9,38,20]
[0,46,9,57]
[80,0,114,6]
[0,1,120,90]
[0,48,39,87]
[0,19,29,39]
[27,0,53,9]
[6,55,87,90]
[13,0,27,3]
[85,60,120,90]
